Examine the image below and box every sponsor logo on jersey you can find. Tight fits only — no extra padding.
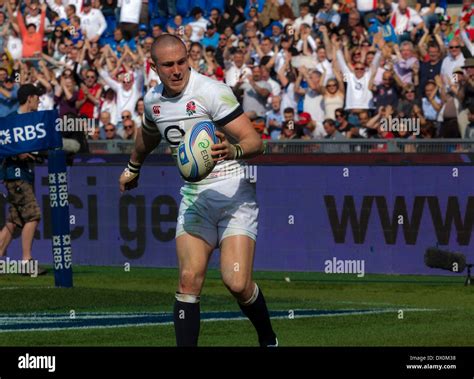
[152,105,161,115]
[186,101,196,116]
[178,144,189,165]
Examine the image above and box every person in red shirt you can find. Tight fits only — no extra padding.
[76,69,102,119]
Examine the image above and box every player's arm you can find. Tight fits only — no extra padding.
[211,113,264,162]
[131,126,162,164]
[119,122,162,193]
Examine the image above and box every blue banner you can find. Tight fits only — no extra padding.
[2,164,472,275]
[0,110,62,159]
[48,149,73,288]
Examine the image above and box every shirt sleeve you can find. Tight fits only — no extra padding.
[142,93,161,136]
[205,80,243,127]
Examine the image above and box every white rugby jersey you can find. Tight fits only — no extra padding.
[143,69,247,185]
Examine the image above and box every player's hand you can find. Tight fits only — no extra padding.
[119,168,139,193]
[211,131,236,162]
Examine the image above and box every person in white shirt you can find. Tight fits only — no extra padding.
[315,0,341,29]
[440,37,466,81]
[80,0,107,43]
[6,33,23,61]
[335,35,382,110]
[274,35,294,74]
[296,23,317,53]
[120,0,142,40]
[96,61,144,125]
[119,34,277,348]
[315,46,334,85]
[389,0,424,41]
[66,0,83,12]
[46,0,67,20]
[100,88,118,125]
[356,0,377,13]
[250,36,274,66]
[224,50,252,88]
[25,2,51,32]
[294,67,325,137]
[293,2,313,33]
[260,65,281,99]
[188,7,209,43]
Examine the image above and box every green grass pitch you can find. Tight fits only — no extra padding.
[0,266,473,346]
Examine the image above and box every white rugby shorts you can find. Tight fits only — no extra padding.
[175,177,258,247]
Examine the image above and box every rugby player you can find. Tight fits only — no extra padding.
[119,34,278,347]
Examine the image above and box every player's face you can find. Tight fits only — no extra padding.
[152,45,190,96]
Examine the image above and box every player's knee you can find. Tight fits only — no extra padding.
[223,276,251,298]
[179,269,205,294]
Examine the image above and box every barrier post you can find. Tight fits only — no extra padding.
[48,149,73,288]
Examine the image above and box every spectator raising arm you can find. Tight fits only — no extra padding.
[460,21,474,56]
[369,32,384,71]
[17,3,46,57]
[277,59,290,88]
[434,75,448,104]
[294,69,308,96]
[248,74,270,98]
[97,70,121,94]
[31,67,53,93]
[41,53,67,68]
[6,1,20,35]
[336,47,352,76]
[418,26,430,58]
[432,24,447,56]
[319,25,332,57]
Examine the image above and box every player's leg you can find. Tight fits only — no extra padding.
[1,182,21,257]
[220,235,277,347]
[0,222,16,257]
[174,233,214,346]
[16,182,41,262]
[21,220,38,261]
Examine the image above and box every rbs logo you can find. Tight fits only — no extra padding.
[12,123,47,143]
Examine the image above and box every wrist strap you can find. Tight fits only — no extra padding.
[234,144,243,159]
[127,161,141,174]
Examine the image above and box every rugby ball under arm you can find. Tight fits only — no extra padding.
[177,121,219,182]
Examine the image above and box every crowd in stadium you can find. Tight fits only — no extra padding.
[0,0,473,150]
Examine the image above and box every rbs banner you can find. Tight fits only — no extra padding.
[0,165,473,275]
[0,110,62,159]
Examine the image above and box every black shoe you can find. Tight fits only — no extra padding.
[260,337,279,347]
[37,266,48,275]
[20,261,48,276]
